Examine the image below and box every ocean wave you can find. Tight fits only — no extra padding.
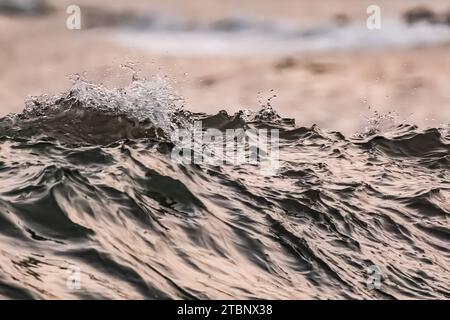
[0,78,448,299]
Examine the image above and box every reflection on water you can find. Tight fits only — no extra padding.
[0,78,448,299]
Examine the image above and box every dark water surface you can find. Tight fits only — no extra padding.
[0,79,448,299]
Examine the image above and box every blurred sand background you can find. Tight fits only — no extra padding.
[1,0,450,134]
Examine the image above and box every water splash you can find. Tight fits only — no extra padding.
[1,75,187,144]
[357,109,399,137]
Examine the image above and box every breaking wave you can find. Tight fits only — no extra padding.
[0,77,448,299]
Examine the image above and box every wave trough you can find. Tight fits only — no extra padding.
[0,78,449,299]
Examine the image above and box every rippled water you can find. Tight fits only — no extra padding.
[0,78,449,299]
